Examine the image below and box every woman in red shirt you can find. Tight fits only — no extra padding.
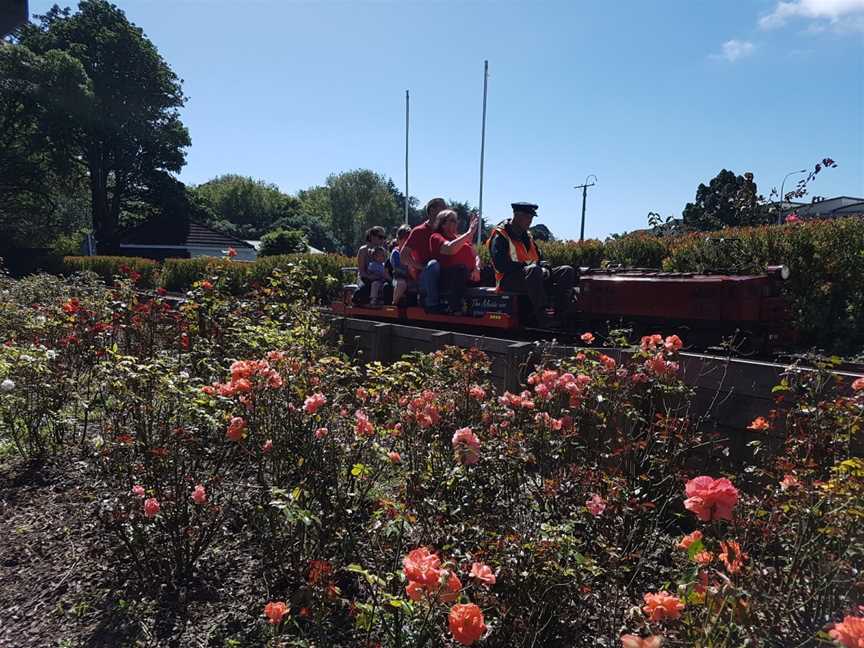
[429,210,480,314]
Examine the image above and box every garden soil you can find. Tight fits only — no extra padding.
[0,454,264,648]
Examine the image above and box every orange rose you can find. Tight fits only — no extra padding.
[448,603,486,646]
[264,600,288,624]
[642,591,684,622]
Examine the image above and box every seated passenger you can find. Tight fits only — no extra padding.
[400,197,447,311]
[429,210,480,314]
[390,224,412,305]
[487,202,575,324]
[352,226,387,305]
[366,246,391,306]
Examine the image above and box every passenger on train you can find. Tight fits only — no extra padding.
[366,246,391,306]
[400,197,447,311]
[487,202,575,324]
[352,226,388,305]
[390,224,412,305]
[429,209,480,314]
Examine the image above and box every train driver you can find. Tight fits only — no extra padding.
[487,202,575,324]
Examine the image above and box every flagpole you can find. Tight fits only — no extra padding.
[477,60,488,245]
[404,89,410,224]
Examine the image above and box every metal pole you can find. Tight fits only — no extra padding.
[574,174,597,242]
[404,90,409,224]
[477,60,488,245]
[778,169,806,224]
[580,185,588,242]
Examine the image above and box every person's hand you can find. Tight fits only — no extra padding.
[470,269,481,283]
[468,214,479,236]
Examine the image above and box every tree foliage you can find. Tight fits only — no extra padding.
[529,224,555,241]
[192,174,299,239]
[16,0,190,251]
[326,169,401,253]
[682,169,764,231]
[0,44,92,247]
[257,228,308,256]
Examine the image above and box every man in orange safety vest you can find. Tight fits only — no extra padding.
[487,202,575,325]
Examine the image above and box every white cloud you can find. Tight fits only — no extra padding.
[759,0,864,30]
[713,39,756,62]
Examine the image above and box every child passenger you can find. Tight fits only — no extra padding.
[367,246,390,306]
[390,224,412,305]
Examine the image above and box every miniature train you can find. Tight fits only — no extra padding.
[331,265,794,351]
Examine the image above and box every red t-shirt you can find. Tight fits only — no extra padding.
[403,222,435,267]
[430,234,477,270]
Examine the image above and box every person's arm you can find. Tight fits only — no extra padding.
[356,247,372,281]
[491,234,524,275]
[400,237,425,272]
[438,216,479,255]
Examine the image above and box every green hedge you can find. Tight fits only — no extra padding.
[63,253,354,301]
[663,219,864,352]
[61,255,160,288]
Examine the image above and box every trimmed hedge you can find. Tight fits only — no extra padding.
[62,253,354,302]
[61,255,160,288]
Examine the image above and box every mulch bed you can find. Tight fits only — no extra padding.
[0,454,266,648]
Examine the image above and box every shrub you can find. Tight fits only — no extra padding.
[0,270,863,645]
[258,228,308,256]
[604,234,669,268]
[663,218,864,352]
[62,255,160,288]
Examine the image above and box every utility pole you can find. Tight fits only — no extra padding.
[574,174,597,242]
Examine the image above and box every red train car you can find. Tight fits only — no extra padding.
[331,265,793,350]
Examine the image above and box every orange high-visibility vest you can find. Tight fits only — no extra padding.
[486,222,540,290]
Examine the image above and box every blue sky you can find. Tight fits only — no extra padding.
[31,0,864,239]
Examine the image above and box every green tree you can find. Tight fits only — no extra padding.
[682,169,763,231]
[326,169,401,253]
[271,212,339,252]
[386,178,423,226]
[297,185,332,229]
[0,44,92,247]
[17,1,190,251]
[192,174,299,239]
[529,223,555,241]
[257,228,308,256]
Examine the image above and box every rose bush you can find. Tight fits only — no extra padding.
[0,263,861,646]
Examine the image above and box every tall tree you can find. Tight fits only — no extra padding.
[192,174,299,239]
[0,43,91,247]
[326,169,400,253]
[682,169,763,231]
[17,1,190,251]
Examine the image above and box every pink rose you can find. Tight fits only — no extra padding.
[586,494,607,517]
[226,416,246,442]
[303,392,327,414]
[131,484,145,498]
[683,476,739,522]
[452,427,481,465]
[315,427,328,439]
[469,562,496,587]
[388,451,401,464]
[191,484,207,505]
[143,497,160,518]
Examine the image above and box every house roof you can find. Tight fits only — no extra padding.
[120,219,255,249]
